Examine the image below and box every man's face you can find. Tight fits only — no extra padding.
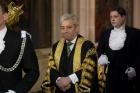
[110,11,125,28]
[60,20,79,41]
[0,7,8,29]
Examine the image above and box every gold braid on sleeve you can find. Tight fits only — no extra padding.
[79,48,97,93]
[41,49,56,93]
[98,65,108,93]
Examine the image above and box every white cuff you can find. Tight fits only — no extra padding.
[56,77,61,83]
[98,54,110,65]
[21,30,26,38]
[6,90,16,93]
[69,73,79,84]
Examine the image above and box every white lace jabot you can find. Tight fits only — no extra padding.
[109,25,126,50]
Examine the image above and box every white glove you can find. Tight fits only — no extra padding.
[98,54,110,66]
[5,90,16,93]
[125,67,136,80]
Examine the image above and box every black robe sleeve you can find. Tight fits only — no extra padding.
[14,36,39,93]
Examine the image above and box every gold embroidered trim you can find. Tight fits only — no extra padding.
[54,37,86,93]
[84,71,93,79]
[54,37,86,72]
[85,48,97,57]
[42,86,55,93]
[54,38,65,70]
[83,58,95,67]
[42,49,55,93]
[98,65,108,93]
[82,78,92,86]
[79,48,97,92]
[79,84,90,93]
[73,37,85,72]
[75,83,79,93]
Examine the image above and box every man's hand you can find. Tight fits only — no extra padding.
[61,84,71,92]
[56,77,71,91]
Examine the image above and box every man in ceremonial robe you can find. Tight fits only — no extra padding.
[42,14,98,93]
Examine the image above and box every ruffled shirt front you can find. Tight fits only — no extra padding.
[0,26,7,54]
[109,25,126,50]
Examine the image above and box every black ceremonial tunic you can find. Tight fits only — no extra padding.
[97,26,140,93]
[0,29,39,93]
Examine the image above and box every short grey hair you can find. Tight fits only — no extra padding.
[60,14,79,26]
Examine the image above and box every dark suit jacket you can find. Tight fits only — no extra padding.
[97,26,140,93]
[0,29,39,93]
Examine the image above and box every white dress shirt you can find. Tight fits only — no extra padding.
[0,26,7,54]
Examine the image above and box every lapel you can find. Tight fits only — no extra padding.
[0,29,21,57]
[3,29,13,45]
[0,30,11,56]
[0,30,23,67]
[125,26,132,45]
